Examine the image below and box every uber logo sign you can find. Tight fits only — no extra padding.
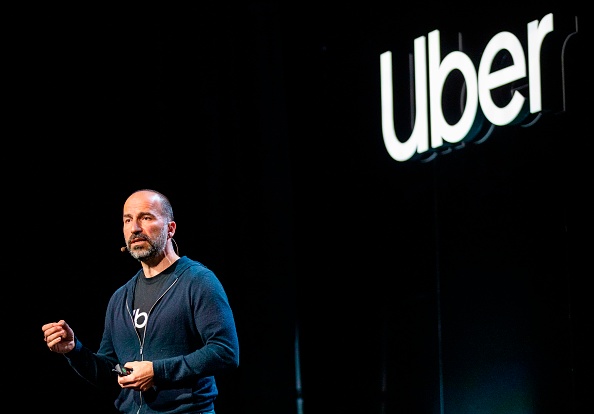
[380,13,578,162]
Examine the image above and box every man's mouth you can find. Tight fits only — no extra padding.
[130,238,148,247]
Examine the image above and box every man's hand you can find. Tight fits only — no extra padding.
[42,320,75,353]
[117,361,155,392]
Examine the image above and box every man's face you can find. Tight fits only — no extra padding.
[123,192,169,261]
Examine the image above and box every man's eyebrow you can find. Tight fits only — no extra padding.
[123,211,155,219]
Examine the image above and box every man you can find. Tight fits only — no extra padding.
[42,189,239,413]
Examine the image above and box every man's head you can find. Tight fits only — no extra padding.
[122,189,176,262]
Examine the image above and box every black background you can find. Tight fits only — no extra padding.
[15,3,590,413]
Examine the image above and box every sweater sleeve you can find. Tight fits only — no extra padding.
[63,336,120,392]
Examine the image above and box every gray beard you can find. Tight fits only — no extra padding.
[131,227,168,261]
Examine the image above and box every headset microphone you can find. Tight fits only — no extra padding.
[120,240,179,254]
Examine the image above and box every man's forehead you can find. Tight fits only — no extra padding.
[124,193,162,214]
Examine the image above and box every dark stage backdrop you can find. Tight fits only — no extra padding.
[18,3,589,414]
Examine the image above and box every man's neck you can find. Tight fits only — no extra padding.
[141,251,180,278]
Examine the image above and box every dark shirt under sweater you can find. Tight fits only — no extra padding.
[133,261,179,341]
